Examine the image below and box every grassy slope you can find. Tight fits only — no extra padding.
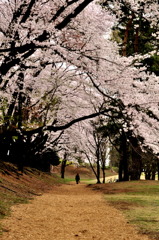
[5,163,157,239]
[0,163,114,220]
[0,163,116,224]
[53,164,117,182]
[89,181,159,240]
[0,161,67,234]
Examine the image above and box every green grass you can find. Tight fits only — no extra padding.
[0,191,28,235]
[62,177,75,183]
[0,164,68,235]
[0,192,28,216]
[104,181,159,239]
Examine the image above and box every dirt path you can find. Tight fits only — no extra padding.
[0,183,150,240]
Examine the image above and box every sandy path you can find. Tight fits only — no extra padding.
[0,183,150,240]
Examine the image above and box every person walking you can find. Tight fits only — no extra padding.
[75,173,80,184]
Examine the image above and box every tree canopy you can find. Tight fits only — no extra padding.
[0,0,159,174]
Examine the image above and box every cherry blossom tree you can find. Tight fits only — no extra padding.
[66,115,111,184]
[0,0,109,169]
[98,0,159,178]
[0,0,159,176]
[100,0,159,57]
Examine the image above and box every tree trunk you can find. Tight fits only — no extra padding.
[96,158,101,184]
[152,171,156,180]
[85,152,99,182]
[102,167,106,183]
[118,130,129,181]
[151,162,157,180]
[122,15,134,56]
[16,136,24,173]
[134,28,139,53]
[145,171,151,180]
[118,157,123,182]
[122,133,129,181]
[61,159,66,178]
[61,152,67,178]
[129,137,142,180]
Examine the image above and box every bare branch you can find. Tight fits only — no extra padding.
[55,0,93,30]
[23,110,109,135]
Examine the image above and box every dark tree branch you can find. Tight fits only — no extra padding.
[45,110,107,131]
[55,0,93,30]
[10,3,27,27]
[20,0,36,23]
[0,42,43,54]
[23,110,109,136]
[0,43,44,77]
[51,0,80,21]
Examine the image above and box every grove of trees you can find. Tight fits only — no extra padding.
[0,0,159,182]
